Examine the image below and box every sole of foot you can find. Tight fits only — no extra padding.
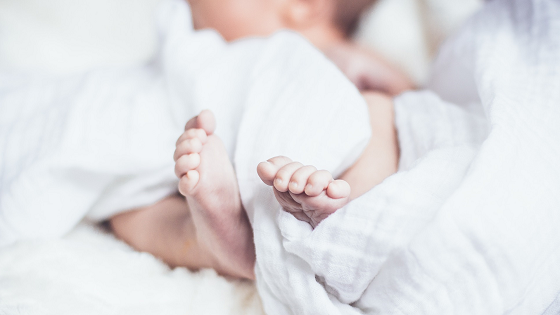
[175,110,255,279]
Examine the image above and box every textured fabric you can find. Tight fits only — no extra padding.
[0,0,369,246]
[251,0,560,314]
[0,223,265,315]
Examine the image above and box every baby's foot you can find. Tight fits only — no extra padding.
[174,110,255,279]
[257,156,351,228]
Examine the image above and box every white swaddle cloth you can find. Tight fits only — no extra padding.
[245,0,560,314]
[0,0,370,246]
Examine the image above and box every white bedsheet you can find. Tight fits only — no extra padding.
[247,0,560,314]
[0,0,369,246]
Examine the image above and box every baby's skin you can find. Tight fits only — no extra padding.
[174,110,255,278]
[257,157,351,228]
[254,92,398,227]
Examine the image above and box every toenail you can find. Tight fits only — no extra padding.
[306,184,313,190]
[275,178,283,185]
[289,182,298,189]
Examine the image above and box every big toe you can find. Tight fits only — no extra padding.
[257,156,293,186]
[326,180,351,199]
[257,161,278,186]
[184,110,216,135]
[197,110,216,134]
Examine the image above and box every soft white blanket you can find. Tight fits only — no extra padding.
[246,0,560,314]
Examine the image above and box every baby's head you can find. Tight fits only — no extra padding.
[187,0,376,48]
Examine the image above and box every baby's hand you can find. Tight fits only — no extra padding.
[323,42,414,95]
[257,156,350,228]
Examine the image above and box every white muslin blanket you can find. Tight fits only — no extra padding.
[2,0,560,314]
[0,1,369,245]
[244,0,560,314]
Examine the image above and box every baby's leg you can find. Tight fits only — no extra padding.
[111,110,255,280]
[340,92,399,198]
[110,194,218,271]
[257,92,398,226]
[174,110,255,278]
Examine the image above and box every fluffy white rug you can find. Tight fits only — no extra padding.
[0,223,264,314]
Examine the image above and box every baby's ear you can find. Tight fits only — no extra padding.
[281,0,335,29]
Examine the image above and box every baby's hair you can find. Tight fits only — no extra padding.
[334,0,377,37]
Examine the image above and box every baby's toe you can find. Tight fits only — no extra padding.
[257,156,292,186]
[304,170,333,196]
[288,165,317,194]
[266,156,293,168]
[184,110,216,135]
[326,180,351,199]
[176,128,208,146]
[257,161,278,185]
[274,162,303,192]
[185,128,208,141]
[174,138,203,161]
[174,153,201,178]
[195,110,216,135]
[178,170,199,195]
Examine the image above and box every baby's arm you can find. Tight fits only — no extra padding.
[258,92,398,226]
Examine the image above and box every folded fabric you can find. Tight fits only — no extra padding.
[0,0,370,246]
[246,0,560,313]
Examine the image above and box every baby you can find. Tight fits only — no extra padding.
[112,96,397,281]
[187,0,413,95]
[110,0,401,280]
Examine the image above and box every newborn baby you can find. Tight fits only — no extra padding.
[113,91,397,281]
[111,0,401,281]
[187,0,413,95]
